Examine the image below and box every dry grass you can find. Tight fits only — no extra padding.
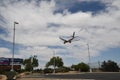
[0,75,7,80]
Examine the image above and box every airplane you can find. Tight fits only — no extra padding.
[59,32,76,44]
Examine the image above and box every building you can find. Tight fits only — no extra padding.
[0,57,23,71]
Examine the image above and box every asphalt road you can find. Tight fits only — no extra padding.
[25,72,120,80]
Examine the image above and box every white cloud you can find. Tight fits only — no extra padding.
[0,0,120,68]
[0,47,11,57]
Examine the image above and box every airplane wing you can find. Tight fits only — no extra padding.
[73,32,75,37]
[71,36,80,42]
[59,37,66,41]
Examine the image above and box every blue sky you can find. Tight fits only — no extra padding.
[0,0,120,68]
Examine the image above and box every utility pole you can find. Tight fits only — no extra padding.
[53,50,56,73]
[31,55,33,73]
[11,22,19,72]
[98,61,101,70]
[87,43,92,72]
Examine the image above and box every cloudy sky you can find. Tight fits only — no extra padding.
[0,0,120,68]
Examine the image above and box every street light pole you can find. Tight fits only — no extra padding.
[31,55,33,73]
[53,50,56,73]
[11,22,19,72]
[87,43,92,72]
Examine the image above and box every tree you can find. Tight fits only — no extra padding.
[71,62,89,72]
[101,60,119,72]
[56,66,70,73]
[46,56,64,68]
[71,64,79,71]
[44,68,53,73]
[78,62,89,72]
[23,55,39,71]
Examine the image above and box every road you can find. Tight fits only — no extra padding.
[25,72,120,80]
